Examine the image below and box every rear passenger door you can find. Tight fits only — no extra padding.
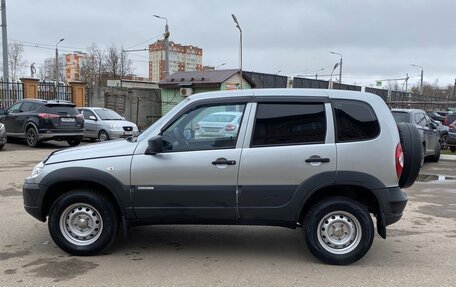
[237,100,336,222]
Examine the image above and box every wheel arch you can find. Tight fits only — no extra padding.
[39,167,133,221]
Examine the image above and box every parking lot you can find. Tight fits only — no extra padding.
[1,140,455,286]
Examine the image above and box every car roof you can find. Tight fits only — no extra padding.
[78,107,111,110]
[20,99,74,105]
[187,88,383,102]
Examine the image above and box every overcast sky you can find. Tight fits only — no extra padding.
[5,0,456,87]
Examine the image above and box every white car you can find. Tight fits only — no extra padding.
[195,111,242,138]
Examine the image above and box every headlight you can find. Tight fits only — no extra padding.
[31,161,44,178]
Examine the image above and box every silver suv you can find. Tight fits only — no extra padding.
[23,89,420,265]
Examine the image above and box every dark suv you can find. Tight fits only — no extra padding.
[0,99,84,147]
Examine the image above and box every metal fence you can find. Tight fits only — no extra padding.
[38,82,73,102]
[292,77,329,89]
[0,81,24,109]
[244,71,288,88]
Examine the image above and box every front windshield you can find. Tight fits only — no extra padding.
[94,109,123,120]
[137,100,190,142]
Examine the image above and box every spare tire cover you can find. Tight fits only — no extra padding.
[397,122,422,188]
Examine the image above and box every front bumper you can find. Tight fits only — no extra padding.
[0,132,6,145]
[23,180,45,222]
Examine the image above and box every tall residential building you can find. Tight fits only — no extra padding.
[149,40,203,81]
[44,52,86,82]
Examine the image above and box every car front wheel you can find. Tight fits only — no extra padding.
[303,197,374,265]
[48,189,119,256]
[98,130,110,142]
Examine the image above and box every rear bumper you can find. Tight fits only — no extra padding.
[373,186,408,226]
[38,131,84,141]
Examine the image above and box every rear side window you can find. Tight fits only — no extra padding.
[44,105,79,116]
[251,103,326,147]
[334,100,380,142]
[20,102,39,112]
[392,112,410,124]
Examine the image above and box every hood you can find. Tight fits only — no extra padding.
[45,139,137,164]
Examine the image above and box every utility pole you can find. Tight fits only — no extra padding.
[330,51,343,84]
[55,38,64,100]
[411,64,424,95]
[1,0,9,83]
[405,73,409,93]
[453,78,456,105]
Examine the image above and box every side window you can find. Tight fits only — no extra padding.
[251,103,326,147]
[7,102,22,113]
[415,113,425,126]
[83,110,96,120]
[161,103,246,152]
[20,102,34,112]
[334,100,380,142]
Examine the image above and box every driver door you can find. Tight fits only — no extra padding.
[3,102,22,134]
[130,101,250,221]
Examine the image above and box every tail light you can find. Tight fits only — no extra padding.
[225,124,236,131]
[38,113,60,119]
[395,143,404,179]
[194,124,200,130]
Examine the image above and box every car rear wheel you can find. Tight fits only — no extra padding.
[98,130,109,142]
[67,139,81,147]
[303,197,374,265]
[25,126,39,147]
[48,189,119,256]
[428,140,441,162]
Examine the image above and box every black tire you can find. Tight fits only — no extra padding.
[98,130,110,142]
[450,146,456,153]
[67,139,81,147]
[428,141,441,162]
[48,189,119,256]
[25,126,39,147]
[397,123,422,188]
[441,134,448,150]
[303,197,374,265]
[0,144,4,150]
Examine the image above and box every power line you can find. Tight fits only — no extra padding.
[126,33,165,49]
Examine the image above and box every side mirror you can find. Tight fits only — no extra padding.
[145,135,163,155]
[431,122,437,129]
[0,109,5,115]
[89,115,97,121]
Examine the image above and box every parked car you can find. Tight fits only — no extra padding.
[0,122,6,150]
[195,111,242,138]
[77,107,139,141]
[443,112,456,127]
[429,118,449,150]
[447,120,456,153]
[24,89,422,265]
[391,109,441,165]
[0,99,84,147]
[427,111,446,122]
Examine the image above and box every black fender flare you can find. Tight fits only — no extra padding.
[38,167,133,219]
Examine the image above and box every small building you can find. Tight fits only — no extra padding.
[158,69,256,115]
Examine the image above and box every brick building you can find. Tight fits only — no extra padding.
[148,40,203,81]
[44,52,86,82]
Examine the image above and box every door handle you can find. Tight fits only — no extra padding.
[212,158,236,165]
[305,157,330,163]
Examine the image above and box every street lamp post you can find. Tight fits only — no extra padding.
[231,14,242,89]
[411,64,424,95]
[55,38,64,100]
[216,63,226,69]
[153,15,169,79]
[330,63,339,89]
[330,51,343,83]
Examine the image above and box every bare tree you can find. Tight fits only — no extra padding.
[8,43,26,81]
[80,43,105,86]
[104,43,133,80]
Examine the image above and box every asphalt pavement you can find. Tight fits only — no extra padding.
[0,140,455,286]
